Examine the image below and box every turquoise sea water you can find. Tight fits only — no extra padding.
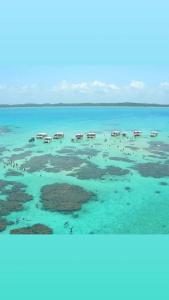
[0,106,169,234]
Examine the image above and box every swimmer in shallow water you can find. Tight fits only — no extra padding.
[64,221,69,228]
[16,218,20,224]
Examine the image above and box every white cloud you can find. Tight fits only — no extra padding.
[7,83,39,94]
[1,80,169,104]
[57,81,89,92]
[20,85,29,91]
[160,81,169,89]
[20,83,38,90]
[91,80,119,91]
[130,80,145,90]
[53,80,119,93]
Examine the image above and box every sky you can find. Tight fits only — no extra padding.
[0,0,169,104]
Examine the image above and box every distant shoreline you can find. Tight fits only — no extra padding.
[0,102,169,108]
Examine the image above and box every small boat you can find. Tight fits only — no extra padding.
[53,132,64,139]
[87,132,96,138]
[133,130,142,137]
[111,131,121,137]
[44,136,52,143]
[36,133,48,139]
[75,133,83,140]
[150,131,158,137]
[29,137,35,143]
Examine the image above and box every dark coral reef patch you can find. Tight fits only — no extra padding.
[13,148,24,152]
[109,156,134,163]
[0,126,13,135]
[57,147,99,157]
[0,180,33,217]
[0,146,8,154]
[5,170,23,177]
[146,141,169,159]
[0,219,7,232]
[159,182,168,186]
[134,162,169,178]
[148,141,169,153]
[41,183,95,213]
[70,162,129,179]
[10,224,53,234]
[125,146,139,151]
[8,151,32,161]
[21,154,86,173]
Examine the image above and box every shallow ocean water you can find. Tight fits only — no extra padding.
[0,106,169,234]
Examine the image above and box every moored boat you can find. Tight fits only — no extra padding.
[53,132,64,139]
[87,132,96,138]
[133,130,142,137]
[36,133,48,139]
[150,131,158,137]
[111,131,121,137]
[44,136,52,143]
[75,133,83,139]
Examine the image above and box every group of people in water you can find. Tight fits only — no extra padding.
[2,133,144,174]
[14,218,74,234]
[3,159,26,173]
[64,221,74,234]
[1,134,149,234]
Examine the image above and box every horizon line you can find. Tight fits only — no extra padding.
[0,102,169,108]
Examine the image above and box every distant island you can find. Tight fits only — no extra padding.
[0,102,169,108]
